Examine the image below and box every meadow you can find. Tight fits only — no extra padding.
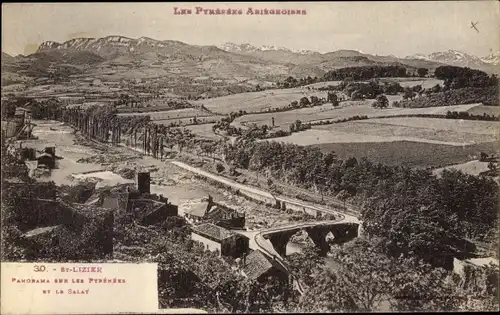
[234,102,486,128]
[191,87,326,114]
[306,141,497,168]
[270,117,498,146]
[117,108,215,120]
[156,116,220,127]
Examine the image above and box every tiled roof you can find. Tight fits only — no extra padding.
[191,223,235,241]
[180,198,210,217]
[23,225,62,238]
[242,250,274,280]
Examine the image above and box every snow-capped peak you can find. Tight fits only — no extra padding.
[218,42,317,55]
[481,51,500,66]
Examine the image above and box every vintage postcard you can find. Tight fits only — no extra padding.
[1,1,499,314]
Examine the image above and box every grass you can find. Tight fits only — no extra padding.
[191,87,327,114]
[117,108,213,120]
[156,116,220,127]
[378,77,444,89]
[465,105,500,116]
[269,117,498,146]
[355,117,499,136]
[235,102,486,128]
[432,160,492,177]
[308,141,498,168]
[184,124,222,140]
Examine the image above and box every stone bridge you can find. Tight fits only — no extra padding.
[260,220,360,257]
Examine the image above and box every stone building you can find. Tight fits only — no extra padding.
[180,196,245,229]
[191,223,249,258]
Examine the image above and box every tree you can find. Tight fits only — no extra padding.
[417,68,429,77]
[373,94,389,109]
[297,238,460,312]
[351,90,363,101]
[310,96,320,105]
[431,84,442,93]
[487,162,497,172]
[479,152,489,162]
[328,92,339,107]
[299,97,311,107]
[336,190,351,210]
[215,163,225,174]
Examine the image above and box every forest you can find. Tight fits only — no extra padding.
[434,66,498,89]
[323,65,409,81]
[396,85,499,108]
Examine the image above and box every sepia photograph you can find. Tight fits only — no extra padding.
[1,1,499,313]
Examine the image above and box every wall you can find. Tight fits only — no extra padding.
[276,198,319,217]
[191,232,222,254]
[239,190,277,205]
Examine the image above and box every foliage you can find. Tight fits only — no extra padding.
[215,162,225,174]
[398,86,499,108]
[434,66,497,89]
[324,65,408,81]
[296,238,482,312]
[417,68,429,77]
[372,94,389,108]
[223,141,498,268]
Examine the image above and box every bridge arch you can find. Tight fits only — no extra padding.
[263,222,359,257]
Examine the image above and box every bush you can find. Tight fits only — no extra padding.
[215,163,225,174]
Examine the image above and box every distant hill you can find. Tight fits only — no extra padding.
[2,52,14,62]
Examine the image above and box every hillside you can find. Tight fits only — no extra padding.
[217,43,447,72]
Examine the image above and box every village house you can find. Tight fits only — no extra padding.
[87,173,178,225]
[179,195,245,229]
[191,223,249,258]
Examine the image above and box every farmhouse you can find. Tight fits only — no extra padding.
[191,223,249,257]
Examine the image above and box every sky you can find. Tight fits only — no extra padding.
[2,1,499,57]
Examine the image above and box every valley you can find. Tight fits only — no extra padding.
[1,22,499,314]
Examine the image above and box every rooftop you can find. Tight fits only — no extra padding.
[242,250,275,280]
[180,197,210,217]
[191,223,235,242]
[23,225,62,238]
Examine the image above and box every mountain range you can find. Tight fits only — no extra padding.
[218,42,500,72]
[2,36,498,88]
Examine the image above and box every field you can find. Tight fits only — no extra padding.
[465,105,500,116]
[191,87,326,114]
[358,117,498,136]
[378,77,444,89]
[271,117,498,146]
[433,160,492,177]
[117,108,217,120]
[267,116,498,168]
[235,102,485,128]
[303,81,343,89]
[184,124,222,140]
[156,116,220,127]
[307,141,498,168]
